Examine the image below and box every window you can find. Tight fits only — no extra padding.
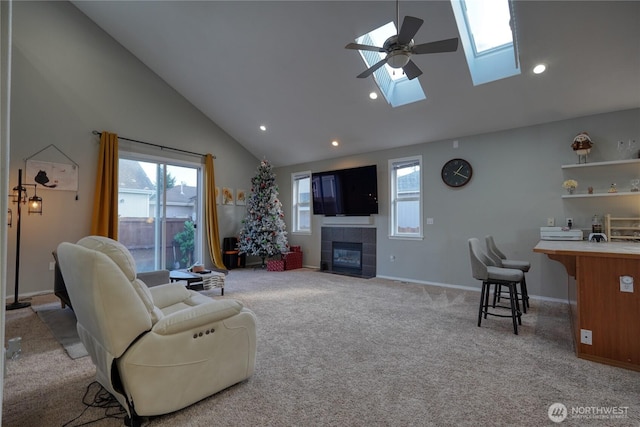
[451,0,520,86]
[389,156,422,238]
[292,171,311,234]
[462,0,513,56]
[118,155,202,272]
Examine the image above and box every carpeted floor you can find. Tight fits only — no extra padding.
[3,268,640,426]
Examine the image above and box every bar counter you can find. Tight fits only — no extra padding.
[534,240,640,371]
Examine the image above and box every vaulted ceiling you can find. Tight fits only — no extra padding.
[73,1,640,167]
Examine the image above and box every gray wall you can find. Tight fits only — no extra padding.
[276,108,640,301]
[6,1,258,296]
[5,1,640,302]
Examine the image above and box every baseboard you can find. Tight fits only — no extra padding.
[375,274,568,304]
[4,290,54,304]
[376,275,478,293]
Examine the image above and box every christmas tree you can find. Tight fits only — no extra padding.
[237,159,288,267]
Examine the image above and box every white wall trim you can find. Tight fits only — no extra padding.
[376,274,568,304]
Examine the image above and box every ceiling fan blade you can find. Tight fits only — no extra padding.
[357,58,388,79]
[345,43,385,53]
[412,38,459,55]
[397,16,424,45]
[402,60,422,80]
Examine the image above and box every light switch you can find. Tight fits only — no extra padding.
[620,276,634,293]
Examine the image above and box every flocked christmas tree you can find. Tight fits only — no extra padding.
[237,159,288,267]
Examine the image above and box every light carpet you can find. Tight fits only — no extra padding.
[3,268,640,426]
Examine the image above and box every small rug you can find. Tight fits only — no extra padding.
[33,303,88,359]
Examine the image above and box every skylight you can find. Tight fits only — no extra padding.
[464,0,513,55]
[451,0,520,85]
[355,22,426,108]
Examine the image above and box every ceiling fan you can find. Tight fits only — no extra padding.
[345,1,459,80]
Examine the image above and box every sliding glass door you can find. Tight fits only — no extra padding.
[118,156,202,272]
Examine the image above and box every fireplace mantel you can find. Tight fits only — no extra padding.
[321,227,376,278]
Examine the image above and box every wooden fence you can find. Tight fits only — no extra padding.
[119,218,193,271]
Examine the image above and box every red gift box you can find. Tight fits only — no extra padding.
[290,246,302,253]
[267,259,285,271]
[283,251,303,270]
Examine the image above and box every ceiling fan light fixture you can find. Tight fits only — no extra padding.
[387,51,411,69]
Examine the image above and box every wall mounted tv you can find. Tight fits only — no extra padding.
[312,165,378,216]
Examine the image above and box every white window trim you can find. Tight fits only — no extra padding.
[291,171,311,235]
[389,156,423,240]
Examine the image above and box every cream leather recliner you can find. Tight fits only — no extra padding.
[57,236,256,426]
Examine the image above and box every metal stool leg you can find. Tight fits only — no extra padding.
[478,281,488,327]
[508,282,519,335]
[521,275,529,309]
[483,281,492,319]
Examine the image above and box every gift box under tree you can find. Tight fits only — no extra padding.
[283,251,303,270]
[267,259,285,272]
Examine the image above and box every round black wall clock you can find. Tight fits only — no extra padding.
[441,158,473,188]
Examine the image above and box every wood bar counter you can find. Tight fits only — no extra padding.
[534,240,640,371]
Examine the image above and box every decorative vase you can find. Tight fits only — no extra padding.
[567,187,575,195]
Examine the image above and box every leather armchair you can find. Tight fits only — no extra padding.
[56,236,256,425]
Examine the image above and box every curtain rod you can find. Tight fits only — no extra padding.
[92,130,214,159]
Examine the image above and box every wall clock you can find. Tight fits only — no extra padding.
[441,158,473,188]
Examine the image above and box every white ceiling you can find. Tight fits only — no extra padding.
[72,1,640,167]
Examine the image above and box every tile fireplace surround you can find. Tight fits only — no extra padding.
[321,227,376,278]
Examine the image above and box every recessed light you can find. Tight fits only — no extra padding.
[331,140,339,147]
[369,92,378,100]
[533,64,546,74]
[259,125,267,131]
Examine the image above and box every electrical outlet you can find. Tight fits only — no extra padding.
[426,218,434,225]
[547,217,555,226]
[390,255,396,262]
[620,276,634,293]
[580,329,593,345]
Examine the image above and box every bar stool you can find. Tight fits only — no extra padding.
[468,238,523,334]
[485,235,531,312]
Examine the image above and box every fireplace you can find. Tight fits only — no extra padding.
[332,242,363,275]
[321,227,376,278]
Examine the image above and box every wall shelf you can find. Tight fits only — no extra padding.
[561,158,640,196]
[561,158,640,169]
[561,191,640,199]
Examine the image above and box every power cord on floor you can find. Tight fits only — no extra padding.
[61,381,128,426]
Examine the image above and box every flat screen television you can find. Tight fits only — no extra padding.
[311,165,378,216]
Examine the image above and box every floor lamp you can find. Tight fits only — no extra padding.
[7,169,43,311]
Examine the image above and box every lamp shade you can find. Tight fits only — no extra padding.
[28,195,42,215]
[387,51,410,69]
[12,186,26,204]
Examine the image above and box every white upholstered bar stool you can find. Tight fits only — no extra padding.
[485,235,531,313]
[469,238,523,335]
